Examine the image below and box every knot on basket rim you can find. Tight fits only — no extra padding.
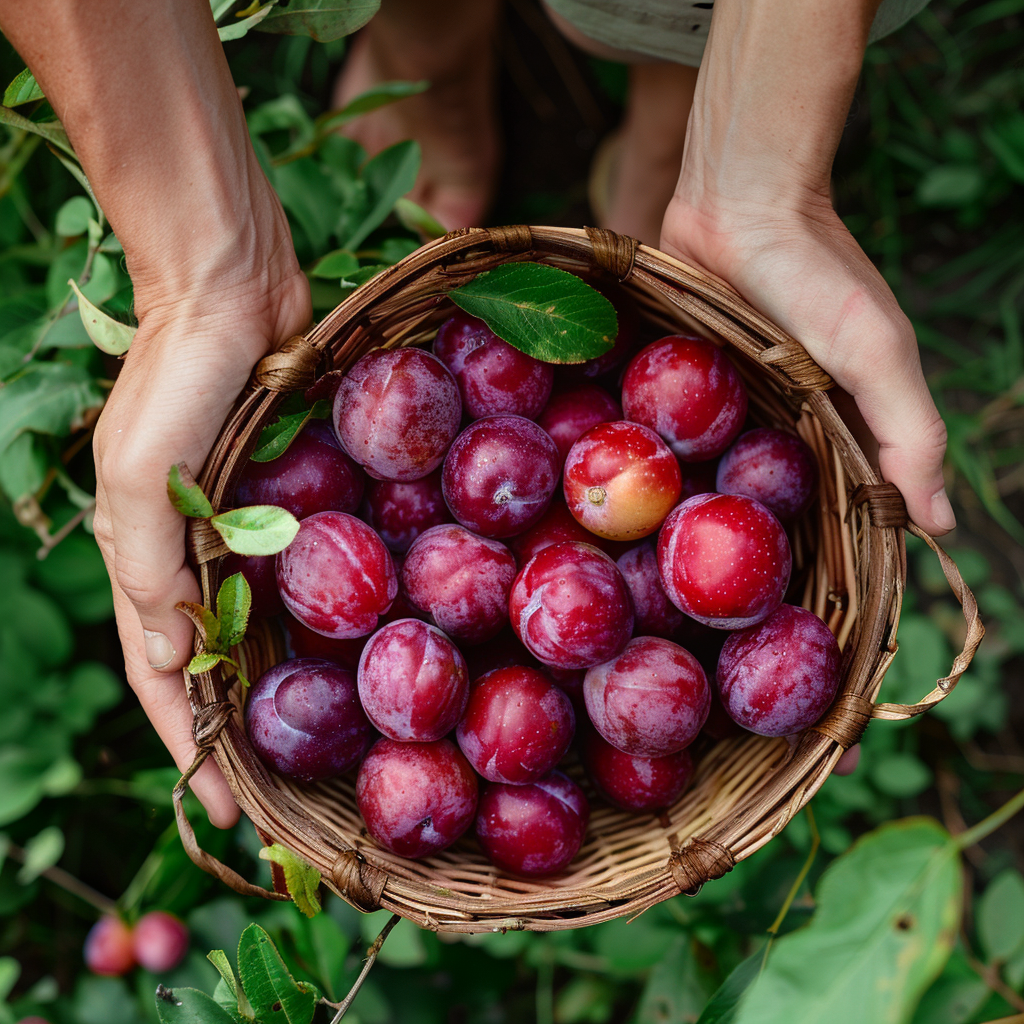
[584,226,637,281]
[757,340,834,395]
[488,224,534,253]
[669,838,735,896]
[192,700,235,750]
[811,692,874,749]
[847,482,908,529]
[255,334,322,393]
[330,849,387,913]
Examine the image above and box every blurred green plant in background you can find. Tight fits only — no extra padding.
[0,1,1022,1022]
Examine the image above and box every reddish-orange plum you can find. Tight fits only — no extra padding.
[716,428,818,522]
[581,729,695,812]
[475,772,589,876]
[657,493,791,629]
[362,469,452,553]
[584,637,710,756]
[563,420,681,541]
[509,541,633,669]
[357,738,478,858]
[616,542,686,639]
[334,348,461,481]
[537,384,622,465]
[456,667,575,784]
[622,335,747,462]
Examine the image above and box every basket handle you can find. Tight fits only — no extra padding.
[173,747,289,903]
[870,523,985,722]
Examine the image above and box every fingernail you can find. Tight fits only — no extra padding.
[931,488,956,532]
[144,630,176,670]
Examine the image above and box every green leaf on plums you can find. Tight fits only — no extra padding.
[449,262,618,364]
[237,923,320,1024]
[187,652,224,676]
[258,845,322,918]
[68,279,136,356]
[250,399,330,462]
[211,505,300,556]
[167,463,214,519]
[216,573,252,650]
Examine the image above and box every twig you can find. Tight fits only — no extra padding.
[5,843,117,916]
[36,500,95,559]
[328,913,400,1023]
[965,951,1024,1013]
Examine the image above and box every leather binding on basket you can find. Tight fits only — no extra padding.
[176,225,984,932]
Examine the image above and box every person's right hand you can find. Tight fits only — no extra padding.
[92,208,311,828]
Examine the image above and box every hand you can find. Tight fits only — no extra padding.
[660,191,954,537]
[92,234,311,828]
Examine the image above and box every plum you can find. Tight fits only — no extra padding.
[716,428,818,522]
[581,729,695,812]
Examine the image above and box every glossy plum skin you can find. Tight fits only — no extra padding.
[509,500,603,566]
[235,419,365,518]
[621,335,748,462]
[277,512,397,639]
[334,347,461,481]
[581,729,695,813]
[84,917,135,976]
[717,604,841,736]
[616,542,686,639]
[245,658,372,782]
[584,637,710,756]
[442,416,560,538]
[402,524,517,643]
[433,310,554,419]
[509,541,634,669]
[283,614,366,670]
[362,470,451,553]
[537,385,622,465]
[221,552,283,619]
[358,619,469,742]
[132,912,189,973]
[564,420,682,541]
[475,772,589,876]
[657,493,792,629]
[456,667,575,784]
[356,738,478,858]
[716,428,818,522]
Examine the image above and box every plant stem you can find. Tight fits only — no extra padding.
[36,500,95,559]
[965,952,1024,1013]
[955,785,1024,851]
[329,913,400,1023]
[5,843,116,916]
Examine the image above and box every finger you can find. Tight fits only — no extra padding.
[833,744,861,776]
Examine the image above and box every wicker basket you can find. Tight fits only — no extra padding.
[175,225,983,933]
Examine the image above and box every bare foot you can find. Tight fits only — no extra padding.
[334,15,500,232]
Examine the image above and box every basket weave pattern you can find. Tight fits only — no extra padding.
[176,226,983,932]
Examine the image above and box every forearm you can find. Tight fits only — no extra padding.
[0,1,287,312]
[680,0,883,210]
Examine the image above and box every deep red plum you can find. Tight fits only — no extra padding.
[334,347,461,481]
[433,310,554,419]
[132,912,189,973]
[716,428,818,522]
[358,619,469,742]
[622,335,747,461]
[277,511,397,639]
[475,771,589,876]
[537,384,622,465]
[402,524,516,643]
[357,738,478,858]
[584,637,710,756]
[717,604,841,736]
[581,729,695,812]
[456,667,575,784]
[657,493,791,629]
[245,658,372,782]
[442,415,560,538]
[221,552,283,619]
[616,542,686,639]
[84,917,135,976]
[362,469,451,553]
[509,500,602,566]
[564,420,681,541]
[462,626,538,679]
[509,541,633,669]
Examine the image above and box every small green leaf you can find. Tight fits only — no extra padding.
[314,80,428,134]
[0,957,20,1003]
[187,652,225,675]
[55,197,94,237]
[310,249,360,280]
[3,68,44,106]
[915,165,985,208]
[167,463,214,519]
[341,139,421,250]
[450,262,618,364]
[257,0,380,41]
[394,196,445,240]
[869,751,934,799]
[68,279,136,355]
[207,949,255,1020]
[217,0,277,40]
[250,400,329,462]
[0,104,76,160]
[258,845,322,918]
[977,869,1024,962]
[177,601,222,647]
[16,825,64,884]
[216,573,252,649]
[237,924,319,1024]
[211,505,300,556]
[155,985,239,1024]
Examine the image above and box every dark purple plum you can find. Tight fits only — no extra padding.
[537,385,622,465]
[716,428,818,522]
[362,469,451,552]
[283,613,367,670]
[616,542,685,639]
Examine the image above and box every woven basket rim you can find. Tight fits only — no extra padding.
[176,225,983,932]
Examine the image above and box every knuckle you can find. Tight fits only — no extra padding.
[113,550,175,612]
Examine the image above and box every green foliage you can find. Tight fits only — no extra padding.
[210,505,301,557]
[257,846,322,919]
[250,399,330,462]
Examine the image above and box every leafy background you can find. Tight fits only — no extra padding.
[1,0,1023,1021]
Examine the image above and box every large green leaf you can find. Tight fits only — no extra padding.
[257,0,379,41]
[340,139,420,250]
[450,263,618,364]
[0,361,105,453]
[732,818,962,1024]
[155,986,238,1024]
[237,924,319,1024]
